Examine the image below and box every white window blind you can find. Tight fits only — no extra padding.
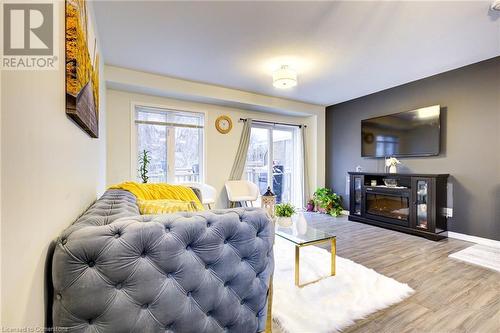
[135,106,204,183]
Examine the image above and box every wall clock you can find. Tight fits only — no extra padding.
[215,115,233,134]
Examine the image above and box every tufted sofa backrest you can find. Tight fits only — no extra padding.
[51,190,274,333]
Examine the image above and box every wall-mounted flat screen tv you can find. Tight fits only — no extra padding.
[361,105,440,157]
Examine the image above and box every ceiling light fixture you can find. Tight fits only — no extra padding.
[491,0,500,10]
[416,105,440,119]
[272,65,297,89]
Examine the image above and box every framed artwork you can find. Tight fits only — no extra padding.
[65,0,99,138]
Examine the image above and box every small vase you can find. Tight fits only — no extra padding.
[389,165,397,173]
[306,202,314,212]
[296,214,308,234]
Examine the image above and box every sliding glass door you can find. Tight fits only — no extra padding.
[245,123,301,207]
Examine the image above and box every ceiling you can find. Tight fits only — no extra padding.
[93,1,500,106]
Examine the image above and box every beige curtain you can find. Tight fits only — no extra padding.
[229,118,253,180]
[300,125,310,206]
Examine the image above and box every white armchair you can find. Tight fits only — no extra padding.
[178,182,217,209]
[225,180,260,208]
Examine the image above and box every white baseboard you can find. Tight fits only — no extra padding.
[446,231,500,248]
[340,211,499,248]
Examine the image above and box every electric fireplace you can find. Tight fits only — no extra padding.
[348,172,449,241]
[365,190,410,226]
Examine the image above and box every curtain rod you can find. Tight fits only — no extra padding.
[239,118,306,128]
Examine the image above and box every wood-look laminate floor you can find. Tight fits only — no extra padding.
[272,214,500,333]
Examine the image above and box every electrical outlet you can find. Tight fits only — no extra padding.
[441,208,453,218]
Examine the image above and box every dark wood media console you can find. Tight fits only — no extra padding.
[348,172,449,241]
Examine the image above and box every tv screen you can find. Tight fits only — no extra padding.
[361,105,440,157]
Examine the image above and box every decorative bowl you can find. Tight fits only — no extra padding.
[383,178,398,187]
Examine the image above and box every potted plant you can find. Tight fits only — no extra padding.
[275,203,296,227]
[306,199,315,212]
[138,150,151,183]
[313,187,343,217]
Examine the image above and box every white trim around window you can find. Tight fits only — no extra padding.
[130,101,208,183]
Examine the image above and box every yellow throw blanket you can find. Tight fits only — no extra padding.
[109,182,204,214]
[137,199,199,215]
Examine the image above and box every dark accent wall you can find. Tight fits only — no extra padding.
[326,57,500,241]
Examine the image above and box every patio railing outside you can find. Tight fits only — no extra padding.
[143,167,200,183]
[245,166,291,204]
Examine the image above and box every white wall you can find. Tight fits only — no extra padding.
[105,65,325,117]
[107,89,323,208]
[0,49,2,327]
[0,2,106,328]
[105,66,326,192]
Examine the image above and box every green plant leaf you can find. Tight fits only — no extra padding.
[313,187,343,216]
[275,203,296,217]
[138,150,151,183]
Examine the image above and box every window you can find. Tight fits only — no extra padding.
[375,135,399,156]
[133,105,204,183]
[245,123,302,207]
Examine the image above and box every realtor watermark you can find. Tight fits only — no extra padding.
[1,1,58,70]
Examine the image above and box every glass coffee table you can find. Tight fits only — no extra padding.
[275,213,336,287]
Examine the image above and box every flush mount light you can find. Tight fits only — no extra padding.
[491,0,500,10]
[416,105,440,119]
[272,65,297,89]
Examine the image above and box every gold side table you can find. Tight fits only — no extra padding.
[294,237,336,287]
[275,212,337,288]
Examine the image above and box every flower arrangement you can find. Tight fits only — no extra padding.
[385,157,401,167]
[385,157,401,173]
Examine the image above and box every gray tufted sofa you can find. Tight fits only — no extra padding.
[49,189,274,333]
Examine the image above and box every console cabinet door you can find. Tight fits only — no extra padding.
[350,175,364,216]
[411,177,435,232]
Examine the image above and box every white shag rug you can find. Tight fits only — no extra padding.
[449,244,500,272]
[272,237,414,333]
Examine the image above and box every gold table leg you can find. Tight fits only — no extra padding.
[331,237,336,276]
[265,278,273,333]
[295,245,300,286]
[294,237,336,288]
